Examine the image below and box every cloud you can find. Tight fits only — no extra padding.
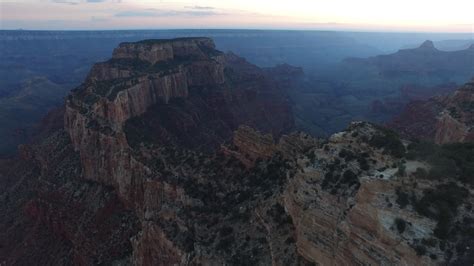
[91,16,108,22]
[51,0,118,4]
[115,10,157,17]
[185,6,215,10]
[115,9,219,18]
[51,0,79,5]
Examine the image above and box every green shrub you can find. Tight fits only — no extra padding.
[338,149,355,161]
[422,238,438,247]
[406,142,474,185]
[217,235,235,251]
[414,245,427,256]
[428,157,457,179]
[394,218,406,233]
[307,151,316,163]
[358,157,370,171]
[414,167,428,179]
[219,226,234,237]
[368,127,405,158]
[396,163,406,177]
[395,189,410,209]
[342,170,357,184]
[414,182,468,239]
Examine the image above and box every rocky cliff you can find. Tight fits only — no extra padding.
[1,38,473,265]
[389,80,474,144]
[64,37,293,203]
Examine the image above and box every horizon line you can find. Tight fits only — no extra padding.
[1,28,473,35]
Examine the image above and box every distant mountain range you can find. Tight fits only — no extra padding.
[344,40,474,83]
[402,39,474,51]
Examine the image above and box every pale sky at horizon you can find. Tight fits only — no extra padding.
[0,0,473,32]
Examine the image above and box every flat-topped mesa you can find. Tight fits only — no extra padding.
[112,37,217,64]
[86,37,224,85]
[67,38,226,131]
[64,38,228,196]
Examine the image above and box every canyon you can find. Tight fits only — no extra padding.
[0,38,473,265]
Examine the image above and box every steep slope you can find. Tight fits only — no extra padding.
[1,38,473,265]
[389,80,474,144]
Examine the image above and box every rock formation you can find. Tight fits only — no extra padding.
[1,38,473,265]
[389,80,474,144]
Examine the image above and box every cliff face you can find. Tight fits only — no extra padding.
[64,37,293,203]
[1,38,473,265]
[389,80,474,144]
[60,38,296,264]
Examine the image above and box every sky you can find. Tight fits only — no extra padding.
[0,0,473,32]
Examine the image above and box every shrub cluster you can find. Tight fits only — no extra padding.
[367,127,405,158]
[406,142,474,185]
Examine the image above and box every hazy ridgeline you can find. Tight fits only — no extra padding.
[0,30,472,155]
